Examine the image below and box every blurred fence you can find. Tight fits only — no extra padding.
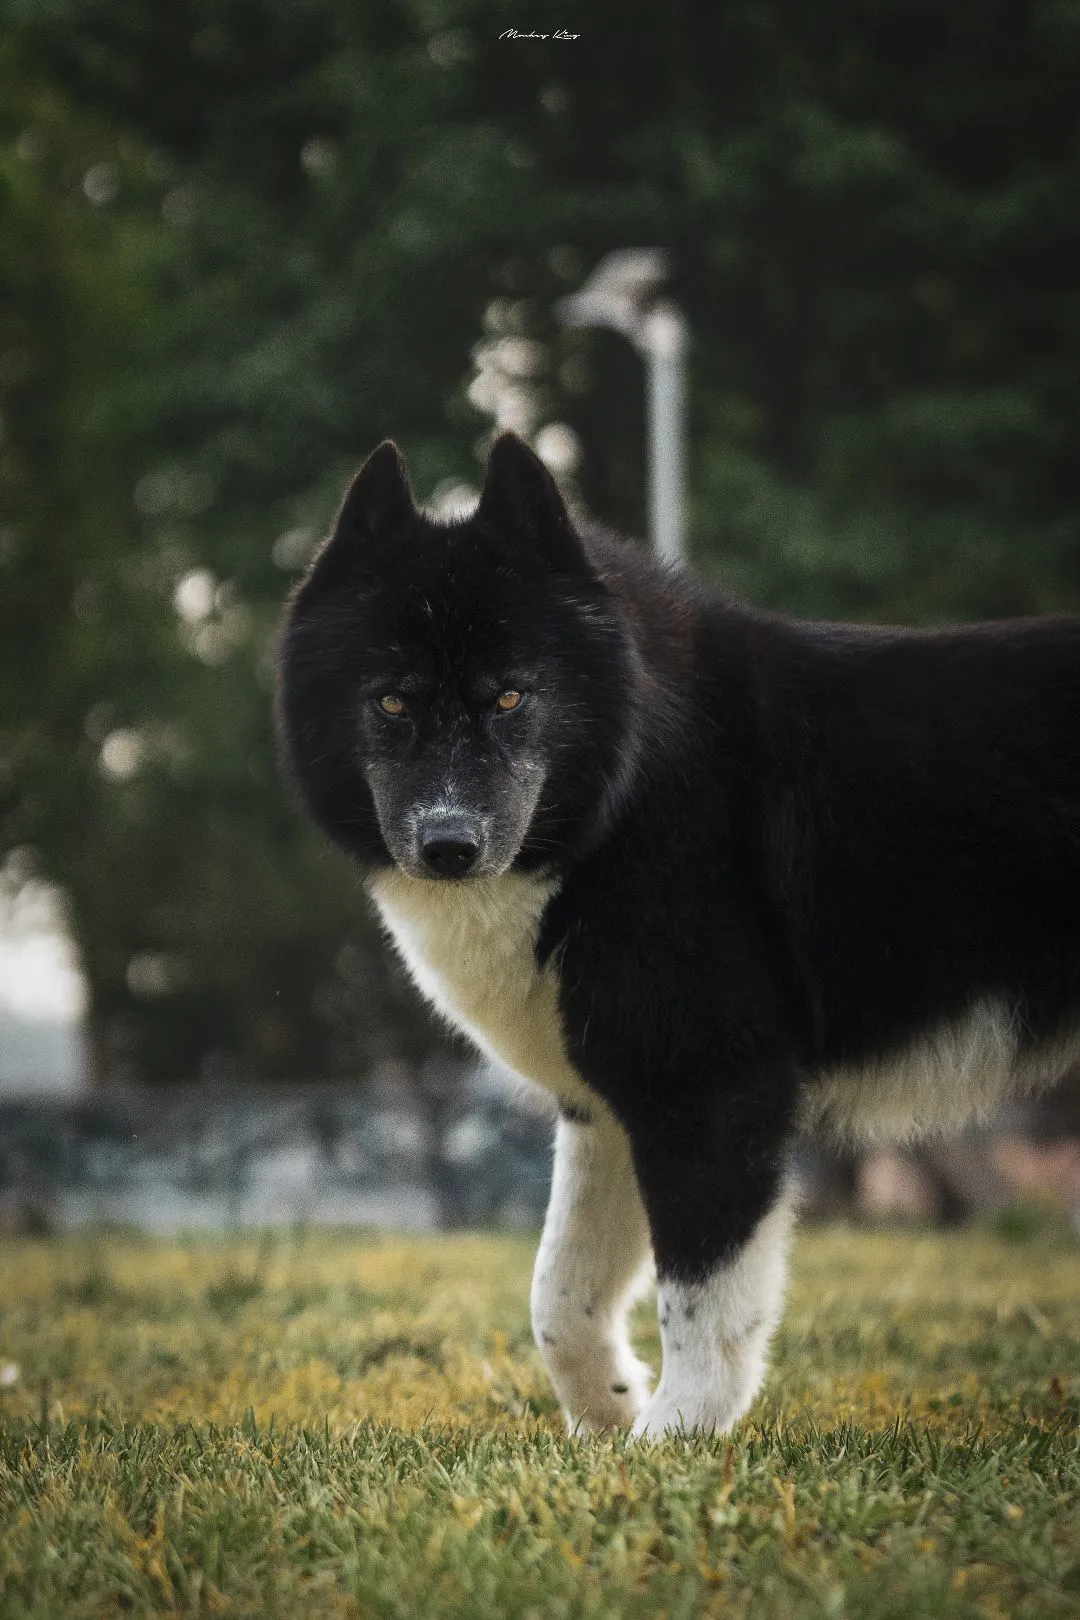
[2,1070,1078,1237]
[0,1070,555,1235]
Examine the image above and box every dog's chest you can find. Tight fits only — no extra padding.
[368,870,592,1105]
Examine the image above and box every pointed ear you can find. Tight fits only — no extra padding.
[334,439,415,543]
[477,433,588,574]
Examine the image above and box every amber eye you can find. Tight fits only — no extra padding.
[494,690,523,713]
[377,694,407,717]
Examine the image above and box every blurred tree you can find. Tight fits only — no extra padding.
[0,24,443,1085]
[2,0,1080,1084]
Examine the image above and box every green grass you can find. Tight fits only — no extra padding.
[1,1222,1078,1617]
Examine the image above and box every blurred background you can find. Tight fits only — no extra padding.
[1,0,1079,1234]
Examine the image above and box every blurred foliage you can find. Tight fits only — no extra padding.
[1,1,1079,1083]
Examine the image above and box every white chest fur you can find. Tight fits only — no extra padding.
[368,869,595,1110]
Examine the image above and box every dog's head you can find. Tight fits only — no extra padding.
[277,433,637,879]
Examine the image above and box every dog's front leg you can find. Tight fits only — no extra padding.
[624,1079,797,1441]
[531,1108,654,1432]
[630,1194,795,1440]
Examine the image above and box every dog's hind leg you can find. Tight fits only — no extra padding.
[530,1108,654,1432]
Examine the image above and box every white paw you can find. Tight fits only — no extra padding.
[628,1384,748,1442]
[561,1349,654,1434]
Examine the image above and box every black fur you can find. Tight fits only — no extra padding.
[277,433,1080,1283]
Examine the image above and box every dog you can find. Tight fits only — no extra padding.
[276,431,1080,1438]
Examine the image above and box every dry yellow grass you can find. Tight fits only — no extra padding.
[0,1221,1078,1617]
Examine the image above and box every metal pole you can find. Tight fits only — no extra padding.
[641,304,688,567]
[555,251,690,566]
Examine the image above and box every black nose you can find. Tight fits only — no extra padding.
[420,823,481,878]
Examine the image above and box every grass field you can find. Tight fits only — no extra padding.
[0,1221,1078,1618]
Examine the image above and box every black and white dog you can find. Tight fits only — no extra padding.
[277,432,1080,1438]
